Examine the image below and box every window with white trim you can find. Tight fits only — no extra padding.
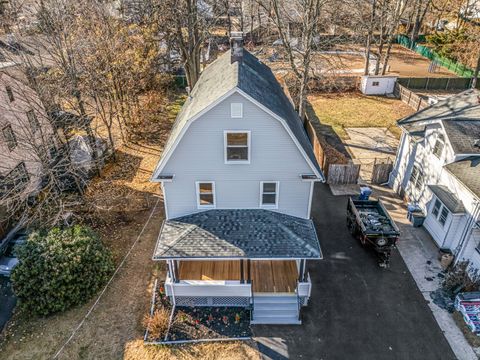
[433,134,444,158]
[260,181,278,208]
[410,165,424,190]
[432,199,441,217]
[230,103,243,118]
[225,131,250,163]
[196,182,215,208]
[430,197,450,227]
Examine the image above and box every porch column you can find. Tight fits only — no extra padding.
[298,259,306,282]
[170,260,180,283]
[240,260,245,284]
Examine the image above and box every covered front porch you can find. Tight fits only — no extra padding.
[154,209,321,322]
[174,259,306,293]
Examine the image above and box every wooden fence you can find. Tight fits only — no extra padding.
[394,83,429,111]
[397,77,475,91]
[327,164,361,185]
[304,118,327,171]
[371,159,393,185]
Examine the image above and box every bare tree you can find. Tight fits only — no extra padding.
[158,0,221,88]
[263,0,326,120]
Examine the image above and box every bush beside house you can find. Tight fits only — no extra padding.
[11,226,114,316]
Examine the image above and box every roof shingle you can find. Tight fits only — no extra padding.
[153,209,322,259]
[444,157,480,199]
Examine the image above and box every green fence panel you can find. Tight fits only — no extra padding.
[396,34,476,78]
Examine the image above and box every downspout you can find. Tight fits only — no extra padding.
[454,200,480,264]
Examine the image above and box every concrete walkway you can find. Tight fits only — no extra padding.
[344,128,398,181]
[371,185,478,360]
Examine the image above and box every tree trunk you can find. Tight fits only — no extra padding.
[364,0,377,75]
[472,51,480,89]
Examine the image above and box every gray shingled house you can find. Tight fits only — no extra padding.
[151,36,324,324]
[389,89,480,269]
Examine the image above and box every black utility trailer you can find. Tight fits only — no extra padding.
[347,197,400,267]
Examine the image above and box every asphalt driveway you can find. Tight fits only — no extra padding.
[253,183,456,360]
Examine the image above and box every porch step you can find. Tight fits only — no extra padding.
[252,294,300,325]
[253,295,298,304]
[251,316,301,325]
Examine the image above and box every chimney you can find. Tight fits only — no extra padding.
[230,31,244,64]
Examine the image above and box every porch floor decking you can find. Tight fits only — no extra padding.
[178,260,298,293]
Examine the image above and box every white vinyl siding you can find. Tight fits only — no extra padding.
[161,92,313,219]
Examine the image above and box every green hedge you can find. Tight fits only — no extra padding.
[11,226,114,316]
[396,35,475,78]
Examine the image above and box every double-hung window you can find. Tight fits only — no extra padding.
[2,125,17,151]
[410,165,424,190]
[26,110,40,133]
[433,134,444,158]
[432,199,441,217]
[196,181,215,208]
[5,86,14,102]
[224,131,250,163]
[431,197,450,227]
[260,181,279,208]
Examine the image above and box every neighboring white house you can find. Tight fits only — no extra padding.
[151,36,324,324]
[390,89,480,268]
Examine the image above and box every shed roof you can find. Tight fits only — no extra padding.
[153,209,322,260]
[154,50,322,179]
[444,157,480,200]
[428,185,466,213]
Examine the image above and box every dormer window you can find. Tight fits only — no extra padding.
[433,134,444,158]
[224,130,250,163]
[231,103,243,118]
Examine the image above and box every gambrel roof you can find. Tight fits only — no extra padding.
[153,50,323,180]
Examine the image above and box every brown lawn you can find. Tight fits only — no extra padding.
[0,90,260,360]
[307,92,415,140]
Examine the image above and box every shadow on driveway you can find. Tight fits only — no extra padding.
[0,277,16,332]
[252,183,456,360]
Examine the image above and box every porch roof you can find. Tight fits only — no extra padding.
[153,209,322,260]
